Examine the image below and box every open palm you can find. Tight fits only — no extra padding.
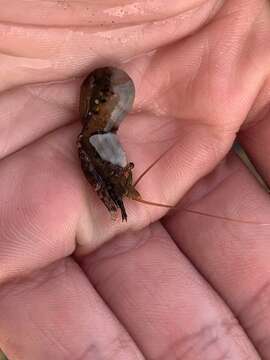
[0,1,270,359]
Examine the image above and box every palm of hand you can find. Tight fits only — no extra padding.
[0,1,270,359]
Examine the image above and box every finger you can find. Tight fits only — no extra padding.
[0,123,79,283]
[164,152,270,358]
[0,0,219,91]
[0,0,214,26]
[239,77,270,185]
[0,79,79,159]
[79,222,260,360]
[2,0,267,164]
[0,257,143,360]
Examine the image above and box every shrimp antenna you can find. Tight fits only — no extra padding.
[134,143,176,186]
[132,197,174,209]
[180,208,270,225]
[132,197,270,226]
[133,143,270,225]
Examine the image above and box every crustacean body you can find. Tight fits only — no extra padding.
[77,67,141,221]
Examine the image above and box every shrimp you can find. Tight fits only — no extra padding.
[77,67,141,221]
[77,66,270,225]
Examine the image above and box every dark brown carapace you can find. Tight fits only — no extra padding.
[77,67,141,221]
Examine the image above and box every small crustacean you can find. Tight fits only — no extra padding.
[77,67,142,221]
[77,67,270,226]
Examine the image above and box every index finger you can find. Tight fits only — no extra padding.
[0,0,218,91]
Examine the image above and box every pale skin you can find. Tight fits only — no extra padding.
[0,0,270,359]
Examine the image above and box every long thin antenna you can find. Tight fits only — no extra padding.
[132,197,270,225]
[134,143,176,186]
[132,197,174,209]
[180,208,270,225]
[133,142,270,226]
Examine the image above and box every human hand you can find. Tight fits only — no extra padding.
[0,0,270,359]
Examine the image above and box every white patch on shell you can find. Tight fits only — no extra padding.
[89,133,128,167]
